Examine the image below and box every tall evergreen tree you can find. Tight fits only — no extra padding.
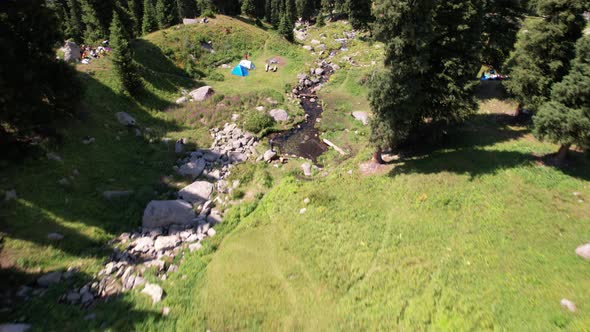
[66,0,84,42]
[278,10,294,41]
[504,0,585,113]
[296,0,314,20]
[80,0,106,43]
[346,0,372,30]
[142,0,158,34]
[128,0,143,37]
[270,0,281,26]
[0,0,82,142]
[110,10,141,94]
[534,35,590,163]
[177,0,198,18]
[369,0,485,162]
[285,0,297,22]
[481,0,525,69]
[265,0,273,21]
[242,0,257,17]
[156,0,179,29]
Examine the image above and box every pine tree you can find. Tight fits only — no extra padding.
[504,0,585,113]
[285,0,297,22]
[481,0,525,69]
[278,10,294,41]
[128,0,143,37]
[177,0,198,18]
[316,8,325,26]
[80,0,106,43]
[270,0,281,27]
[242,0,257,17]
[156,0,179,29]
[0,0,83,142]
[110,10,141,94]
[66,0,84,42]
[296,0,314,20]
[142,0,158,34]
[369,0,485,162]
[346,0,372,30]
[265,0,272,21]
[534,35,590,164]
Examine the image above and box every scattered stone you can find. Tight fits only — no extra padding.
[206,228,216,237]
[162,307,171,316]
[189,86,215,102]
[0,324,32,332]
[575,243,590,260]
[142,200,195,228]
[80,290,94,304]
[303,45,313,51]
[4,189,17,201]
[560,299,577,312]
[154,235,180,251]
[47,233,64,241]
[315,68,325,76]
[189,242,203,252]
[301,163,312,177]
[102,190,133,200]
[176,96,188,104]
[304,198,310,204]
[352,111,369,125]
[300,208,307,214]
[178,181,213,205]
[178,159,206,179]
[115,112,136,127]
[269,109,289,122]
[84,313,97,321]
[82,137,96,145]
[142,283,163,304]
[263,149,278,162]
[47,153,63,162]
[37,271,62,287]
[175,139,185,154]
[182,18,199,25]
[131,237,154,253]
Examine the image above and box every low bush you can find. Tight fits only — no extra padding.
[243,111,275,134]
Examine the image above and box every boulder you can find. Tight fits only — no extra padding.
[183,18,199,25]
[228,152,248,164]
[102,190,134,200]
[47,233,64,241]
[63,41,81,63]
[269,109,289,122]
[154,235,180,251]
[189,242,202,252]
[352,111,369,125]
[301,163,312,177]
[178,158,206,179]
[4,189,17,201]
[142,283,164,304]
[310,39,321,45]
[176,96,188,104]
[0,324,32,332]
[315,68,325,76]
[189,86,214,102]
[142,200,195,228]
[303,45,313,51]
[175,138,185,154]
[178,181,213,204]
[131,237,154,253]
[47,153,63,162]
[115,112,136,127]
[37,271,62,287]
[263,149,278,162]
[575,243,590,260]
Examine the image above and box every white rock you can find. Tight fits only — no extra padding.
[178,181,213,205]
[300,208,307,214]
[228,152,248,164]
[189,86,214,102]
[301,163,312,177]
[47,233,64,241]
[132,237,154,253]
[304,198,310,204]
[142,283,164,304]
[315,68,324,76]
[162,307,171,316]
[47,153,63,162]
[263,149,277,162]
[183,18,199,25]
[176,96,188,104]
[352,111,369,125]
[575,243,590,260]
[115,112,136,126]
[560,298,577,312]
[269,109,289,122]
[207,228,217,237]
[189,242,203,252]
[154,235,180,251]
[178,159,206,179]
[142,200,195,228]
[63,41,81,63]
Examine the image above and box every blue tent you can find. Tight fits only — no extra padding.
[231,65,249,77]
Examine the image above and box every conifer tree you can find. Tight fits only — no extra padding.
[296,0,314,20]
[265,0,272,21]
[177,0,198,18]
[534,35,590,163]
[242,0,257,17]
[142,0,158,34]
[278,10,294,41]
[66,0,84,42]
[285,0,297,22]
[346,0,372,30]
[504,0,585,113]
[316,8,325,27]
[156,0,179,29]
[128,0,143,37]
[110,10,141,94]
[270,0,281,26]
[481,0,525,69]
[81,0,105,43]
[369,0,485,162]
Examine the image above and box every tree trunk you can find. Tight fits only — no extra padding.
[514,103,522,118]
[555,144,571,165]
[373,147,384,164]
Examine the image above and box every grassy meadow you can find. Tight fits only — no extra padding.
[1,15,589,331]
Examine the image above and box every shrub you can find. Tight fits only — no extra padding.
[201,9,216,18]
[208,72,225,82]
[243,111,275,134]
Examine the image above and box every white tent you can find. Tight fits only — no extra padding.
[239,60,255,70]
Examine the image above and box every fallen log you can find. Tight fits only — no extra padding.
[322,139,348,155]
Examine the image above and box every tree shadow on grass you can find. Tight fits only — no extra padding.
[231,16,268,31]
[0,266,161,330]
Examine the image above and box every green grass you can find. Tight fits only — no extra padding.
[2,17,590,331]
